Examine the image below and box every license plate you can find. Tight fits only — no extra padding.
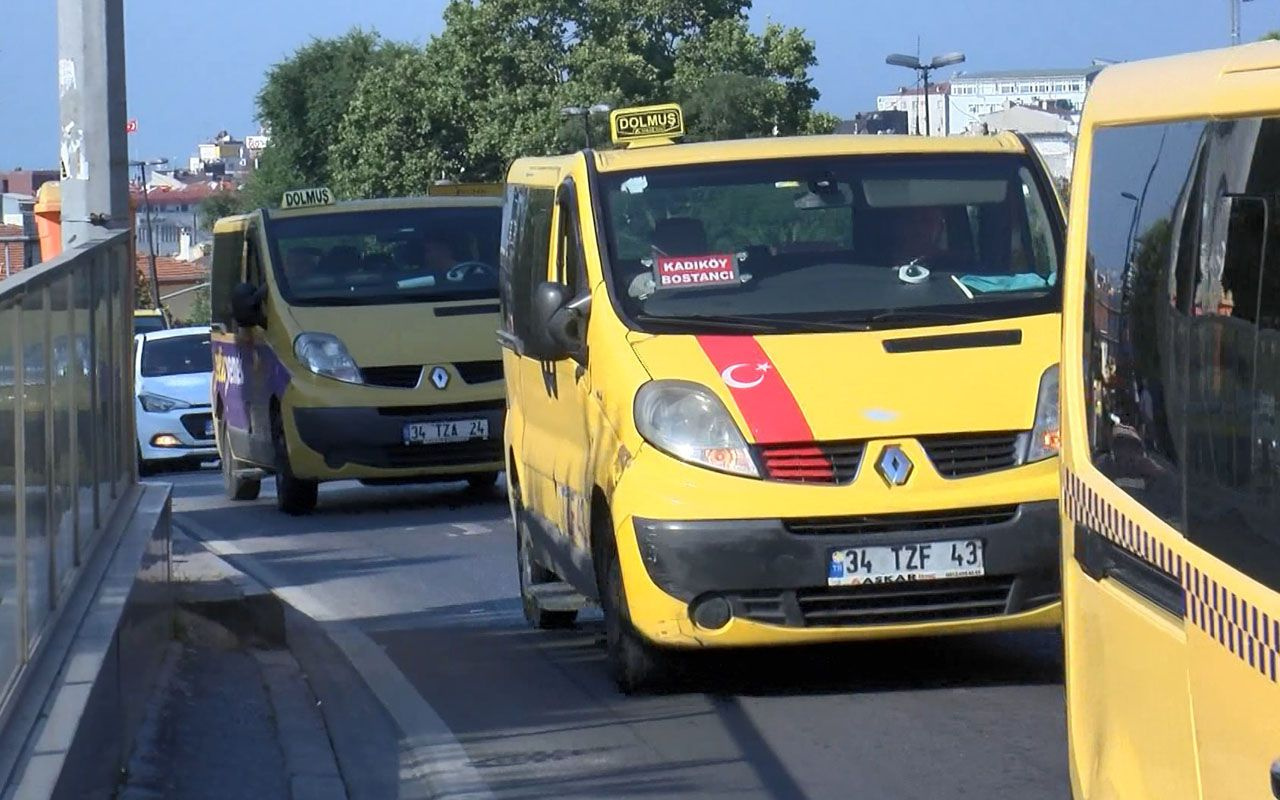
[403,418,489,445]
[204,420,215,438]
[828,539,985,586]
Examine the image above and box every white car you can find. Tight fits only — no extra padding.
[134,326,216,473]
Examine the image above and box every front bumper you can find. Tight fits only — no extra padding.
[289,402,505,480]
[622,500,1061,647]
[136,406,217,461]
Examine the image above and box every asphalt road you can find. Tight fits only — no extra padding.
[165,467,1070,799]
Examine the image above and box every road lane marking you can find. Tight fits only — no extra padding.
[176,517,497,800]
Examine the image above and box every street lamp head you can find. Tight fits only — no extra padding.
[589,103,613,114]
[930,51,966,69]
[560,106,586,117]
[886,53,922,70]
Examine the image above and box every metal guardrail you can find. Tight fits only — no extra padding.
[0,230,135,712]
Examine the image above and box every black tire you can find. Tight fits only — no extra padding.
[466,472,500,493]
[272,412,317,516]
[598,516,671,694]
[137,447,154,478]
[517,506,578,629]
[219,418,261,501]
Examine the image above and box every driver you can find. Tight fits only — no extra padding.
[284,246,322,284]
[423,233,461,273]
[888,205,947,266]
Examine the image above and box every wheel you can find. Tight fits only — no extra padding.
[598,516,671,694]
[517,506,578,629]
[137,446,154,478]
[272,411,317,516]
[466,472,499,493]
[219,418,261,501]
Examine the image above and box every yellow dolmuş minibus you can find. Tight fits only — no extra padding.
[502,104,1067,692]
[210,187,506,514]
[1060,43,1280,799]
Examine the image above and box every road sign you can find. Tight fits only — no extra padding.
[609,103,684,147]
[245,135,270,151]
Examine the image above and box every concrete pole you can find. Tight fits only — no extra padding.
[57,0,130,249]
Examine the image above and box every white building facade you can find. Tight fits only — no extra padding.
[947,66,1103,134]
[875,83,951,137]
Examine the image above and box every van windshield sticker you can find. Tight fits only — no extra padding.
[653,253,740,290]
[621,176,648,195]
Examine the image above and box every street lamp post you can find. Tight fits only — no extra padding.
[560,103,613,149]
[130,158,168,316]
[1231,0,1257,45]
[886,51,966,136]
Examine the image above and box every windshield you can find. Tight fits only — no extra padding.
[600,154,1062,332]
[134,315,167,335]
[141,333,212,378]
[265,206,502,306]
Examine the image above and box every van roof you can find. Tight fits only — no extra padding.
[508,132,1028,183]
[1082,41,1280,127]
[211,195,503,233]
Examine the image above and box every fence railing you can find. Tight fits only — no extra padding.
[0,230,135,710]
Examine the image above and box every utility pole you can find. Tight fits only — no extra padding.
[1232,0,1242,44]
[57,0,130,249]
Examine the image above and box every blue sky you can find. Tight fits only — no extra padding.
[1,0,1275,169]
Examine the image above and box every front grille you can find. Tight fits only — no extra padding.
[376,399,505,417]
[785,505,1018,536]
[795,577,1015,626]
[180,412,214,440]
[454,360,504,385]
[755,441,864,484]
[723,577,1016,628]
[327,438,503,470]
[361,365,422,389]
[919,432,1021,477]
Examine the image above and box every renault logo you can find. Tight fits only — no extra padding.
[429,366,449,390]
[876,445,913,487]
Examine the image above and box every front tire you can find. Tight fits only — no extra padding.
[466,472,500,493]
[598,515,671,694]
[272,411,317,516]
[219,418,261,501]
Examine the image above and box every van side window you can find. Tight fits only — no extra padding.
[1183,117,1280,592]
[1082,121,1205,530]
[556,184,588,295]
[499,185,556,348]
[245,228,265,286]
[211,228,246,328]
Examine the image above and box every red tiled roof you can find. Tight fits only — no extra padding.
[136,252,208,285]
[130,182,235,207]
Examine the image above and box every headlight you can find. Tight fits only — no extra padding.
[1026,364,1060,462]
[139,392,191,413]
[294,333,363,384]
[634,381,759,478]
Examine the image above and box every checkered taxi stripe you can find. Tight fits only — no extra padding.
[1064,472,1279,684]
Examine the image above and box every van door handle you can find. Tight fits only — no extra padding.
[1271,758,1279,798]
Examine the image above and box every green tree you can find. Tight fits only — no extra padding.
[183,287,212,326]
[1262,30,1280,41]
[255,29,415,191]
[331,50,470,198]
[330,0,830,188]
[198,190,248,232]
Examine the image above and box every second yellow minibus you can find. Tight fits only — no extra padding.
[1061,42,1280,799]
[502,105,1068,691]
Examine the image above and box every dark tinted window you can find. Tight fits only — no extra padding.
[265,207,502,307]
[499,185,555,347]
[1084,122,1204,529]
[210,228,245,327]
[133,315,167,335]
[1182,118,1280,592]
[141,333,212,377]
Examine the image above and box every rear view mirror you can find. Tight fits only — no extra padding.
[528,281,588,362]
[231,282,266,328]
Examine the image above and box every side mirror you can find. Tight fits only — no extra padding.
[529,281,588,362]
[231,282,266,328]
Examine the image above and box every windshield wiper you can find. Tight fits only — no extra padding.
[849,310,991,327]
[634,312,870,333]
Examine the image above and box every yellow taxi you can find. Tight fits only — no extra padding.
[210,185,506,514]
[501,103,1068,691]
[1059,42,1280,799]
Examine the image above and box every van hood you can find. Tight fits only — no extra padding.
[628,315,1058,443]
[287,302,499,367]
